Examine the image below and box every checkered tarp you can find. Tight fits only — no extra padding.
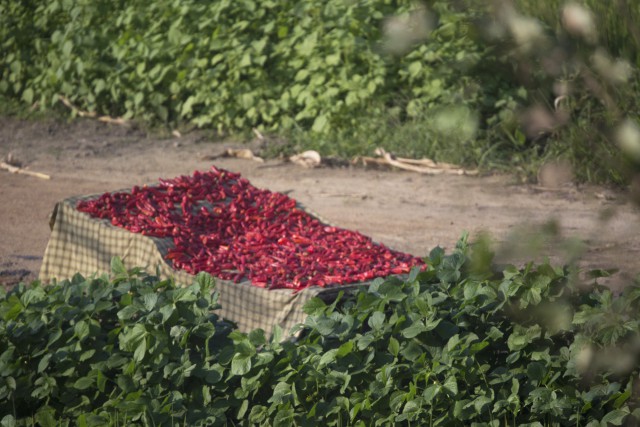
[39,194,357,335]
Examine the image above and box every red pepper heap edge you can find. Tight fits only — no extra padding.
[77,167,426,291]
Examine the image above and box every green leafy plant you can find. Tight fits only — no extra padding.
[1,241,640,425]
[0,260,236,425]
[0,1,533,169]
[2,0,640,184]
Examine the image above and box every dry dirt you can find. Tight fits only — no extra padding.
[1,116,639,290]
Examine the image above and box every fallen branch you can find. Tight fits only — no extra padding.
[356,148,478,176]
[59,95,128,126]
[201,148,264,163]
[1,162,51,180]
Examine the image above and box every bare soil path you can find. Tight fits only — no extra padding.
[1,117,638,290]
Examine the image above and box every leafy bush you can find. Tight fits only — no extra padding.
[0,260,236,426]
[1,240,640,425]
[0,1,511,153]
[0,0,395,131]
[2,0,640,183]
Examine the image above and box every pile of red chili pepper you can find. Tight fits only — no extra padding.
[77,167,426,290]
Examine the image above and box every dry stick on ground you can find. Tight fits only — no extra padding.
[201,148,264,163]
[357,148,479,175]
[58,95,128,126]
[1,162,51,180]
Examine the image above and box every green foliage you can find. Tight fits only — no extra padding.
[2,244,640,425]
[2,0,638,183]
[0,0,400,132]
[0,0,521,164]
[0,265,235,425]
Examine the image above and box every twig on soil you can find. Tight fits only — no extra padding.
[1,162,51,180]
[201,148,264,163]
[355,148,478,176]
[252,128,265,141]
[58,95,128,126]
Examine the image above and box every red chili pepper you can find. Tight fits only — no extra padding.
[77,167,426,290]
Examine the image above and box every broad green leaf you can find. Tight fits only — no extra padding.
[239,52,252,67]
[133,92,143,107]
[249,405,268,423]
[337,341,354,357]
[133,339,146,362]
[195,272,216,292]
[74,376,94,390]
[170,325,187,339]
[110,257,127,276]
[527,362,546,383]
[313,317,337,336]
[446,334,460,351]
[388,337,400,357]
[117,304,139,320]
[22,88,34,104]
[408,61,422,77]
[21,286,46,307]
[142,293,158,311]
[319,348,338,366]
[487,326,504,341]
[402,398,421,416]
[368,311,385,331]
[357,334,375,350]
[271,324,283,344]
[601,409,629,425]
[268,382,291,404]
[473,395,492,413]
[296,33,317,56]
[235,341,256,358]
[507,325,541,351]
[508,333,528,352]
[401,341,423,361]
[38,354,52,373]
[74,320,90,341]
[614,390,631,409]
[120,324,147,352]
[407,267,421,283]
[35,408,56,427]
[389,390,406,411]
[273,407,294,427]
[326,53,340,66]
[312,114,329,133]
[443,376,458,395]
[248,329,266,347]
[423,384,440,402]
[79,349,95,362]
[62,40,73,56]
[303,297,327,315]
[237,399,249,419]
[160,304,175,322]
[402,321,425,339]
[277,25,289,38]
[231,354,252,376]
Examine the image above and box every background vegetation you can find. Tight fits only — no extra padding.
[2,2,640,424]
[2,245,640,426]
[2,0,639,183]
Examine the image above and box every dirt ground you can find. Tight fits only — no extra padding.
[1,116,639,291]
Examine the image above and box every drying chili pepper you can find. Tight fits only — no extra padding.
[77,166,426,291]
